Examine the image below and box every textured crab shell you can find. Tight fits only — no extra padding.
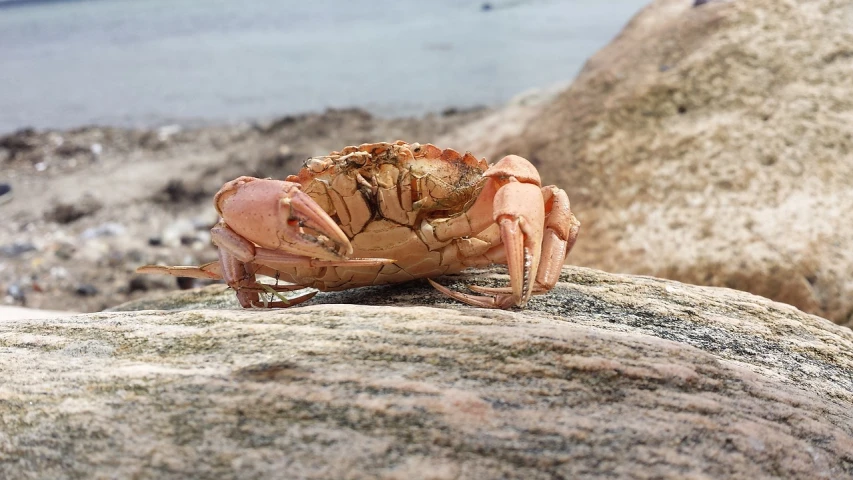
[287,141,489,238]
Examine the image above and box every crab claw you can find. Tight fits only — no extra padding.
[430,155,546,309]
[214,176,352,260]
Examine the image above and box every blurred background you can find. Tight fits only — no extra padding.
[0,0,647,133]
[4,0,850,330]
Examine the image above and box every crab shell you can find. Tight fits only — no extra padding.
[138,141,580,309]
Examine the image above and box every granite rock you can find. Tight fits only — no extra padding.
[2,267,852,479]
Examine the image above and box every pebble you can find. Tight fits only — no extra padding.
[6,284,25,304]
[80,222,126,240]
[157,125,182,142]
[50,266,69,279]
[0,182,12,205]
[75,284,98,297]
[53,242,76,260]
[127,276,150,293]
[0,241,37,258]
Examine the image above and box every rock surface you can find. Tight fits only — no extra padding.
[2,267,852,479]
[452,0,853,327]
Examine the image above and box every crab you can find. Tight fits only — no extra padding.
[138,141,579,309]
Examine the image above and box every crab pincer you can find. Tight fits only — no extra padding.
[428,155,579,308]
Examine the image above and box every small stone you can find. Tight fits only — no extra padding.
[80,222,125,240]
[54,242,76,260]
[127,276,150,293]
[157,125,181,142]
[125,249,145,263]
[45,196,102,224]
[148,237,163,247]
[75,284,98,297]
[50,266,69,279]
[0,241,36,258]
[6,284,25,304]
[0,182,12,205]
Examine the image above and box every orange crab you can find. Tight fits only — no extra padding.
[138,141,579,309]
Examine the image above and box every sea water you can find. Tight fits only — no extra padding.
[0,0,648,133]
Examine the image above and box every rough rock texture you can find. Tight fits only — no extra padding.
[2,267,852,479]
[456,0,853,327]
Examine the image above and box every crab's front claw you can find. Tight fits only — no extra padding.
[431,157,546,308]
[215,176,353,260]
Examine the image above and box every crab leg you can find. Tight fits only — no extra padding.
[534,186,580,290]
[440,185,580,303]
[430,163,546,308]
[136,262,223,279]
[428,155,580,309]
[454,186,579,294]
[217,248,317,308]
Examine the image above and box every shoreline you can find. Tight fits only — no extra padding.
[0,102,494,138]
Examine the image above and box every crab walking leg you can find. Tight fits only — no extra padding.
[535,186,580,289]
[217,247,317,308]
[209,223,317,308]
[136,262,223,279]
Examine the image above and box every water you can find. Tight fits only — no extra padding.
[0,0,647,133]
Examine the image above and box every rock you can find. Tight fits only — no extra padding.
[44,195,102,224]
[0,241,36,258]
[154,178,208,205]
[79,222,126,240]
[2,267,852,478]
[52,241,76,260]
[55,142,92,158]
[0,128,37,156]
[461,0,853,327]
[4,283,25,305]
[73,284,98,297]
[0,182,11,205]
